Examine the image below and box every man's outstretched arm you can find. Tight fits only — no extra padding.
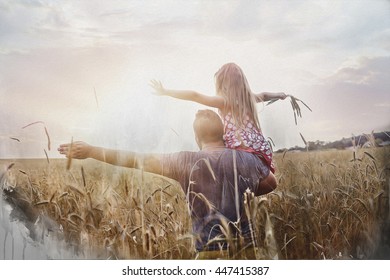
[58,141,164,175]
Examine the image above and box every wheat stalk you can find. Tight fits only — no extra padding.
[22,121,51,151]
[22,121,45,129]
[44,126,51,151]
[66,137,73,170]
[267,95,312,125]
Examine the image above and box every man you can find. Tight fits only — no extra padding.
[58,109,277,258]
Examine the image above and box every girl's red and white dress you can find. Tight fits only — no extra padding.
[222,112,275,173]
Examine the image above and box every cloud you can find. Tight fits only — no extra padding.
[374,103,390,108]
[1,0,389,156]
[323,56,390,95]
[198,1,390,58]
[296,55,390,143]
[0,1,70,50]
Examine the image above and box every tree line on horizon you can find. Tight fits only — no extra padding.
[275,131,390,153]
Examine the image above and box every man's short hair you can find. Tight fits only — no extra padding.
[193,109,224,143]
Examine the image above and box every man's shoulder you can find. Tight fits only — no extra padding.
[199,148,260,164]
[167,148,257,161]
[218,148,257,158]
[170,149,232,163]
[216,149,265,167]
[163,150,200,163]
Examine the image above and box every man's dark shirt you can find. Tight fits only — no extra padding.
[162,147,270,251]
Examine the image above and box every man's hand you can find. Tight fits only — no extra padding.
[58,141,92,159]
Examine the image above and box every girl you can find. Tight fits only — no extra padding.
[150,62,286,173]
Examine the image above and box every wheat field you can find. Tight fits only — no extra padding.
[1,146,389,259]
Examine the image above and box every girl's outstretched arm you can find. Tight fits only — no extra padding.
[255,92,287,102]
[150,80,224,109]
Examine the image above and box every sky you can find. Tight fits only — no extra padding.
[0,0,389,158]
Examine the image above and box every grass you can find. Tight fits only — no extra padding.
[270,147,389,259]
[2,159,192,259]
[1,146,389,259]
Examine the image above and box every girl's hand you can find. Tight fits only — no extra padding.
[279,92,288,100]
[149,79,166,96]
[58,141,92,159]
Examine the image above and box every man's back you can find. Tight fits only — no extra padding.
[162,148,270,251]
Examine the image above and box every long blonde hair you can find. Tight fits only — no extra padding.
[214,63,260,130]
